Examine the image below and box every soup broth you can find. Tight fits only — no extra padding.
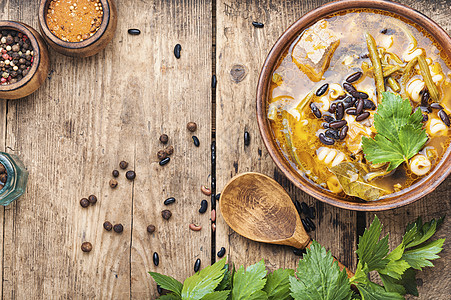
[268,10,451,201]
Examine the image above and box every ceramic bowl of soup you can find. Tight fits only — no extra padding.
[256,0,451,211]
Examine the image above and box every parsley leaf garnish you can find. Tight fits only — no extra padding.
[362,92,428,171]
[148,272,183,297]
[231,259,268,300]
[289,241,353,300]
[263,269,295,300]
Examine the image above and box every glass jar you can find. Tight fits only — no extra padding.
[0,152,29,206]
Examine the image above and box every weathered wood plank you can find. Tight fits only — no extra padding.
[127,0,212,299]
[215,0,358,273]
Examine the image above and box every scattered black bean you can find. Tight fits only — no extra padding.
[322,122,330,129]
[329,120,347,129]
[438,110,450,127]
[80,198,89,208]
[103,221,113,231]
[161,209,172,220]
[356,112,370,121]
[215,193,221,201]
[113,224,124,233]
[194,258,201,272]
[112,170,119,177]
[421,90,430,107]
[217,247,226,258]
[174,44,181,59]
[88,195,97,205]
[339,125,348,140]
[308,207,316,219]
[160,134,169,144]
[153,252,159,266]
[346,71,363,83]
[294,200,302,217]
[325,129,340,140]
[119,161,128,169]
[127,29,141,35]
[343,82,357,94]
[244,131,250,146]
[323,115,334,123]
[430,103,444,110]
[363,99,376,110]
[316,83,329,96]
[157,285,163,295]
[301,219,311,232]
[252,21,264,28]
[300,202,309,213]
[81,242,92,252]
[355,99,364,114]
[125,170,136,180]
[335,102,344,120]
[159,157,170,166]
[319,133,335,145]
[305,217,316,231]
[346,108,357,115]
[309,102,322,118]
[422,114,429,123]
[199,199,208,213]
[293,248,306,256]
[211,75,217,89]
[328,103,337,114]
[164,197,176,205]
[147,225,156,233]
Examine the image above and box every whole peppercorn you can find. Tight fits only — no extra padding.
[103,221,113,231]
[187,122,197,132]
[109,179,118,188]
[157,150,167,160]
[81,242,92,252]
[161,209,172,220]
[159,134,169,144]
[113,224,124,233]
[80,198,90,208]
[112,170,119,177]
[88,195,97,205]
[0,173,7,183]
[164,145,174,156]
[147,225,156,233]
[125,170,136,180]
[119,161,128,169]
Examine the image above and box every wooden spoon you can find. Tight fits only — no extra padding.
[219,172,354,277]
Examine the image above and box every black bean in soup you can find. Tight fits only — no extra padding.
[363,99,376,110]
[335,102,344,120]
[346,108,357,115]
[343,82,357,94]
[328,103,337,114]
[356,112,370,121]
[319,133,335,145]
[316,83,329,96]
[323,115,334,123]
[430,103,444,110]
[346,71,362,83]
[438,110,450,127]
[355,99,364,114]
[339,125,348,140]
[329,120,347,129]
[325,129,340,140]
[309,102,322,118]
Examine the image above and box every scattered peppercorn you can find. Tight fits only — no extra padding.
[187,122,197,132]
[157,149,167,160]
[81,242,92,252]
[119,161,128,169]
[113,223,124,233]
[161,209,172,220]
[103,221,113,231]
[88,195,97,205]
[159,134,169,144]
[80,198,90,208]
[125,170,136,180]
[164,145,174,156]
[109,179,118,188]
[147,225,156,233]
[112,170,119,177]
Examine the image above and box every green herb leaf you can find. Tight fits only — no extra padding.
[158,294,183,300]
[231,260,267,300]
[216,263,234,291]
[263,268,295,300]
[398,268,419,296]
[290,241,353,300]
[377,259,410,280]
[362,92,428,171]
[182,257,227,300]
[149,272,183,297]
[355,216,389,271]
[402,238,445,270]
[201,290,231,300]
[356,282,404,300]
[404,216,444,248]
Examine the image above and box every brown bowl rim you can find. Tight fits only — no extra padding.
[0,21,42,93]
[256,0,451,211]
[38,0,110,49]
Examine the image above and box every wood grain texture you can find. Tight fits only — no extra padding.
[215,0,358,273]
[0,0,211,299]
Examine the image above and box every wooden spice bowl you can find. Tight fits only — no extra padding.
[256,0,451,211]
[0,21,50,100]
[38,0,117,58]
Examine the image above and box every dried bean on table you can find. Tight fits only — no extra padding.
[194,259,201,272]
[164,197,176,205]
[217,247,226,258]
[159,157,170,166]
[252,21,264,28]
[174,44,181,59]
[199,200,208,213]
[153,252,159,266]
[127,29,141,35]
[192,136,200,147]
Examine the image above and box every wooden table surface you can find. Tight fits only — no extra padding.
[1,0,450,299]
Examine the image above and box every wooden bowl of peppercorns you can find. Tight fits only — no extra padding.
[38,0,117,58]
[0,21,50,100]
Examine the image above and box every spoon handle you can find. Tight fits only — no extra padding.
[306,241,354,278]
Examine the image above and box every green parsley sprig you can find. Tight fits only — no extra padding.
[149,216,445,300]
